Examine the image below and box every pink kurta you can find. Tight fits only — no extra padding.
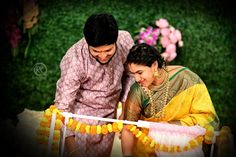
[54,30,134,157]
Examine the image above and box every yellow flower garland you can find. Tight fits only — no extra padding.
[36,105,62,157]
[36,105,214,154]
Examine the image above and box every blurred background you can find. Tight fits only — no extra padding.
[0,0,235,154]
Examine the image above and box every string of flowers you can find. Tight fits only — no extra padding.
[136,18,183,62]
[125,124,205,152]
[36,106,62,156]
[36,105,215,154]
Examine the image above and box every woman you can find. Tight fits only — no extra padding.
[121,43,219,157]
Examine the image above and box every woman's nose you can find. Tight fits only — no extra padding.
[135,74,141,82]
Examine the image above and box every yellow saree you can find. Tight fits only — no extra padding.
[125,67,219,157]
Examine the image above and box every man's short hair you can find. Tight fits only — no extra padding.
[83,13,118,47]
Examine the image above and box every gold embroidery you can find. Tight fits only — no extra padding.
[142,69,169,118]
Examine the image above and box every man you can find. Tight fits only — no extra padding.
[54,13,134,157]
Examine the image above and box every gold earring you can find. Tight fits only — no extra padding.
[154,69,158,77]
[154,69,162,78]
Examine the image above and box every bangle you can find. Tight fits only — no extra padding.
[68,147,79,157]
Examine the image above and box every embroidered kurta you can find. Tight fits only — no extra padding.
[125,66,219,157]
[54,30,134,157]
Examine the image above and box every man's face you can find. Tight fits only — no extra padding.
[89,44,116,64]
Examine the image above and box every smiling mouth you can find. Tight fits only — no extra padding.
[96,58,111,65]
[139,80,145,85]
[100,58,109,62]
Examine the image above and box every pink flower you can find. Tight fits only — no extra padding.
[137,18,183,62]
[160,36,170,48]
[174,29,182,41]
[161,44,177,62]
[169,32,178,44]
[152,28,160,40]
[160,28,170,37]
[146,37,154,45]
[156,18,169,28]
[161,50,177,62]
[166,44,177,62]
[178,40,184,47]
[138,26,160,46]
[166,44,176,54]
[167,51,177,62]
[161,52,168,61]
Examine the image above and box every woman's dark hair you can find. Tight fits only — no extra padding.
[83,13,118,47]
[126,43,166,68]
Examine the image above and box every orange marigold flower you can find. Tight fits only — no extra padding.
[150,140,155,149]
[196,136,204,143]
[135,131,142,138]
[142,136,148,143]
[162,144,168,152]
[101,124,108,134]
[70,120,78,131]
[169,146,175,152]
[132,128,139,135]
[85,125,91,134]
[112,122,119,132]
[53,135,60,140]
[79,124,86,134]
[40,121,50,128]
[49,105,56,110]
[205,131,214,137]
[90,125,97,135]
[183,143,191,151]
[176,146,182,152]
[125,124,133,130]
[138,133,146,141]
[155,143,160,150]
[75,122,82,132]
[66,118,74,128]
[56,114,64,121]
[45,109,52,117]
[130,125,137,132]
[144,139,151,147]
[189,139,199,148]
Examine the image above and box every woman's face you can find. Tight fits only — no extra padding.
[129,62,157,87]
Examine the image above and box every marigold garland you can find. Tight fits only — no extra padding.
[204,125,214,144]
[36,105,215,155]
[125,124,206,152]
[36,105,62,157]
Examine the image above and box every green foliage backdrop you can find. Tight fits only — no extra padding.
[2,0,236,133]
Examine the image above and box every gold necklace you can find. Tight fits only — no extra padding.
[142,69,169,118]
